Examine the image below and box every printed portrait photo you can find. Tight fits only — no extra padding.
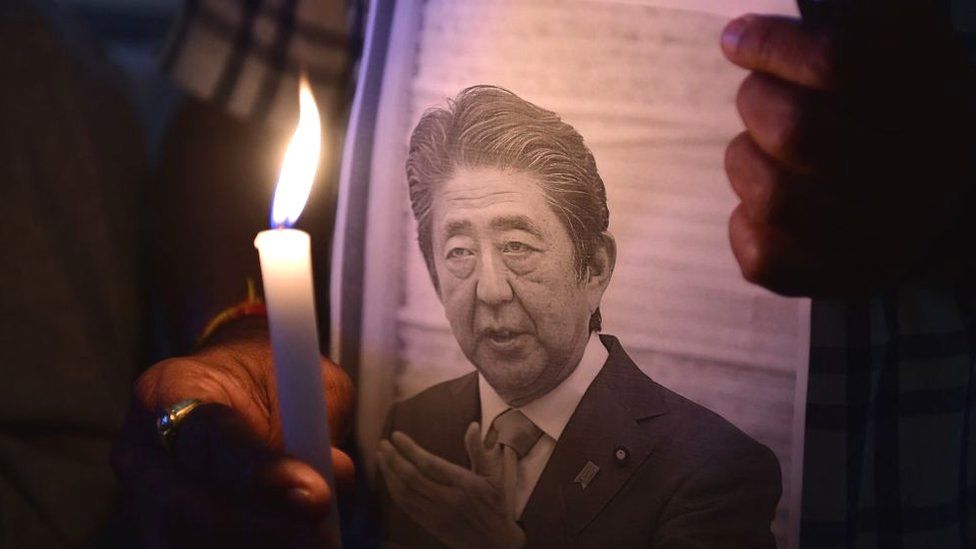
[374,84,783,548]
[329,1,809,547]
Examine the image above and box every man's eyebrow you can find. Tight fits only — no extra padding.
[442,219,473,239]
[490,215,544,237]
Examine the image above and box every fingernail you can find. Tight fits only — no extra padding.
[389,432,406,448]
[287,487,313,509]
[722,15,753,52]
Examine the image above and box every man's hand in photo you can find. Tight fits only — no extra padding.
[377,424,526,549]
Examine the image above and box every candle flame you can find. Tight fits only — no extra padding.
[271,77,321,227]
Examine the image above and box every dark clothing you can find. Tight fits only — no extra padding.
[380,335,781,548]
[0,2,145,546]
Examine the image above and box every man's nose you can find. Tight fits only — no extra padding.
[476,251,514,305]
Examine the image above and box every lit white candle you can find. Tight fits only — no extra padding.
[254,78,341,545]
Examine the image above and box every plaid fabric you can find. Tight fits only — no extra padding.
[160,0,361,126]
[802,286,976,548]
[801,6,976,547]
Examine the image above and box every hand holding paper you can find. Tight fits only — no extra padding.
[722,11,976,296]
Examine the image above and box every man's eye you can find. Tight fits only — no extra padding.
[446,248,474,260]
[502,241,533,254]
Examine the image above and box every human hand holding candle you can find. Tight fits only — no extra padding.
[112,79,353,547]
[113,325,354,548]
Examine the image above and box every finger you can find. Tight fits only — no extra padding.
[376,453,439,528]
[464,422,492,475]
[321,357,354,444]
[729,202,902,297]
[172,403,332,517]
[376,443,438,506]
[379,439,458,500]
[735,72,825,170]
[258,455,333,518]
[733,73,881,179]
[721,15,840,91]
[158,481,320,548]
[728,204,818,297]
[725,132,814,229]
[387,439,507,530]
[390,431,470,486]
[115,420,321,548]
[134,356,273,438]
[331,446,356,495]
[500,447,518,516]
[725,132,781,224]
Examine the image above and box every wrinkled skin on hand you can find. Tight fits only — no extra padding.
[721,6,976,297]
[377,423,526,549]
[111,319,354,548]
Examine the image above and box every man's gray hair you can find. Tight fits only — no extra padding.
[406,85,611,332]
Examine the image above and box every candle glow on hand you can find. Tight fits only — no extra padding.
[271,77,321,228]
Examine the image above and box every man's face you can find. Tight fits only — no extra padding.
[430,167,605,405]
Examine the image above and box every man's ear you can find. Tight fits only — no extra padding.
[585,233,616,313]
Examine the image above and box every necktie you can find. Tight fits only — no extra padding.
[484,409,544,516]
[485,408,544,457]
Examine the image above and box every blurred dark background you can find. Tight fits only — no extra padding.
[60,0,181,160]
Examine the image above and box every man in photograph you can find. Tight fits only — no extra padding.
[376,85,781,548]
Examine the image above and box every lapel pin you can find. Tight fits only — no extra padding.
[614,446,630,466]
[574,460,600,490]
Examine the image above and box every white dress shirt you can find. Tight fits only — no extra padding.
[478,333,609,518]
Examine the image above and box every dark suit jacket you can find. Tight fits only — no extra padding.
[379,335,782,548]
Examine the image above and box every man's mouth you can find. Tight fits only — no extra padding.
[481,329,529,352]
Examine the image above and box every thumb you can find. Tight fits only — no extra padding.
[464,422,492,475]
[721,15,840,91]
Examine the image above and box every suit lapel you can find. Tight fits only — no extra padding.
[521,336,668,539]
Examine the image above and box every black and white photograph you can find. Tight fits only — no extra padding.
[375,84,784,547]
[331,0,810,547]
